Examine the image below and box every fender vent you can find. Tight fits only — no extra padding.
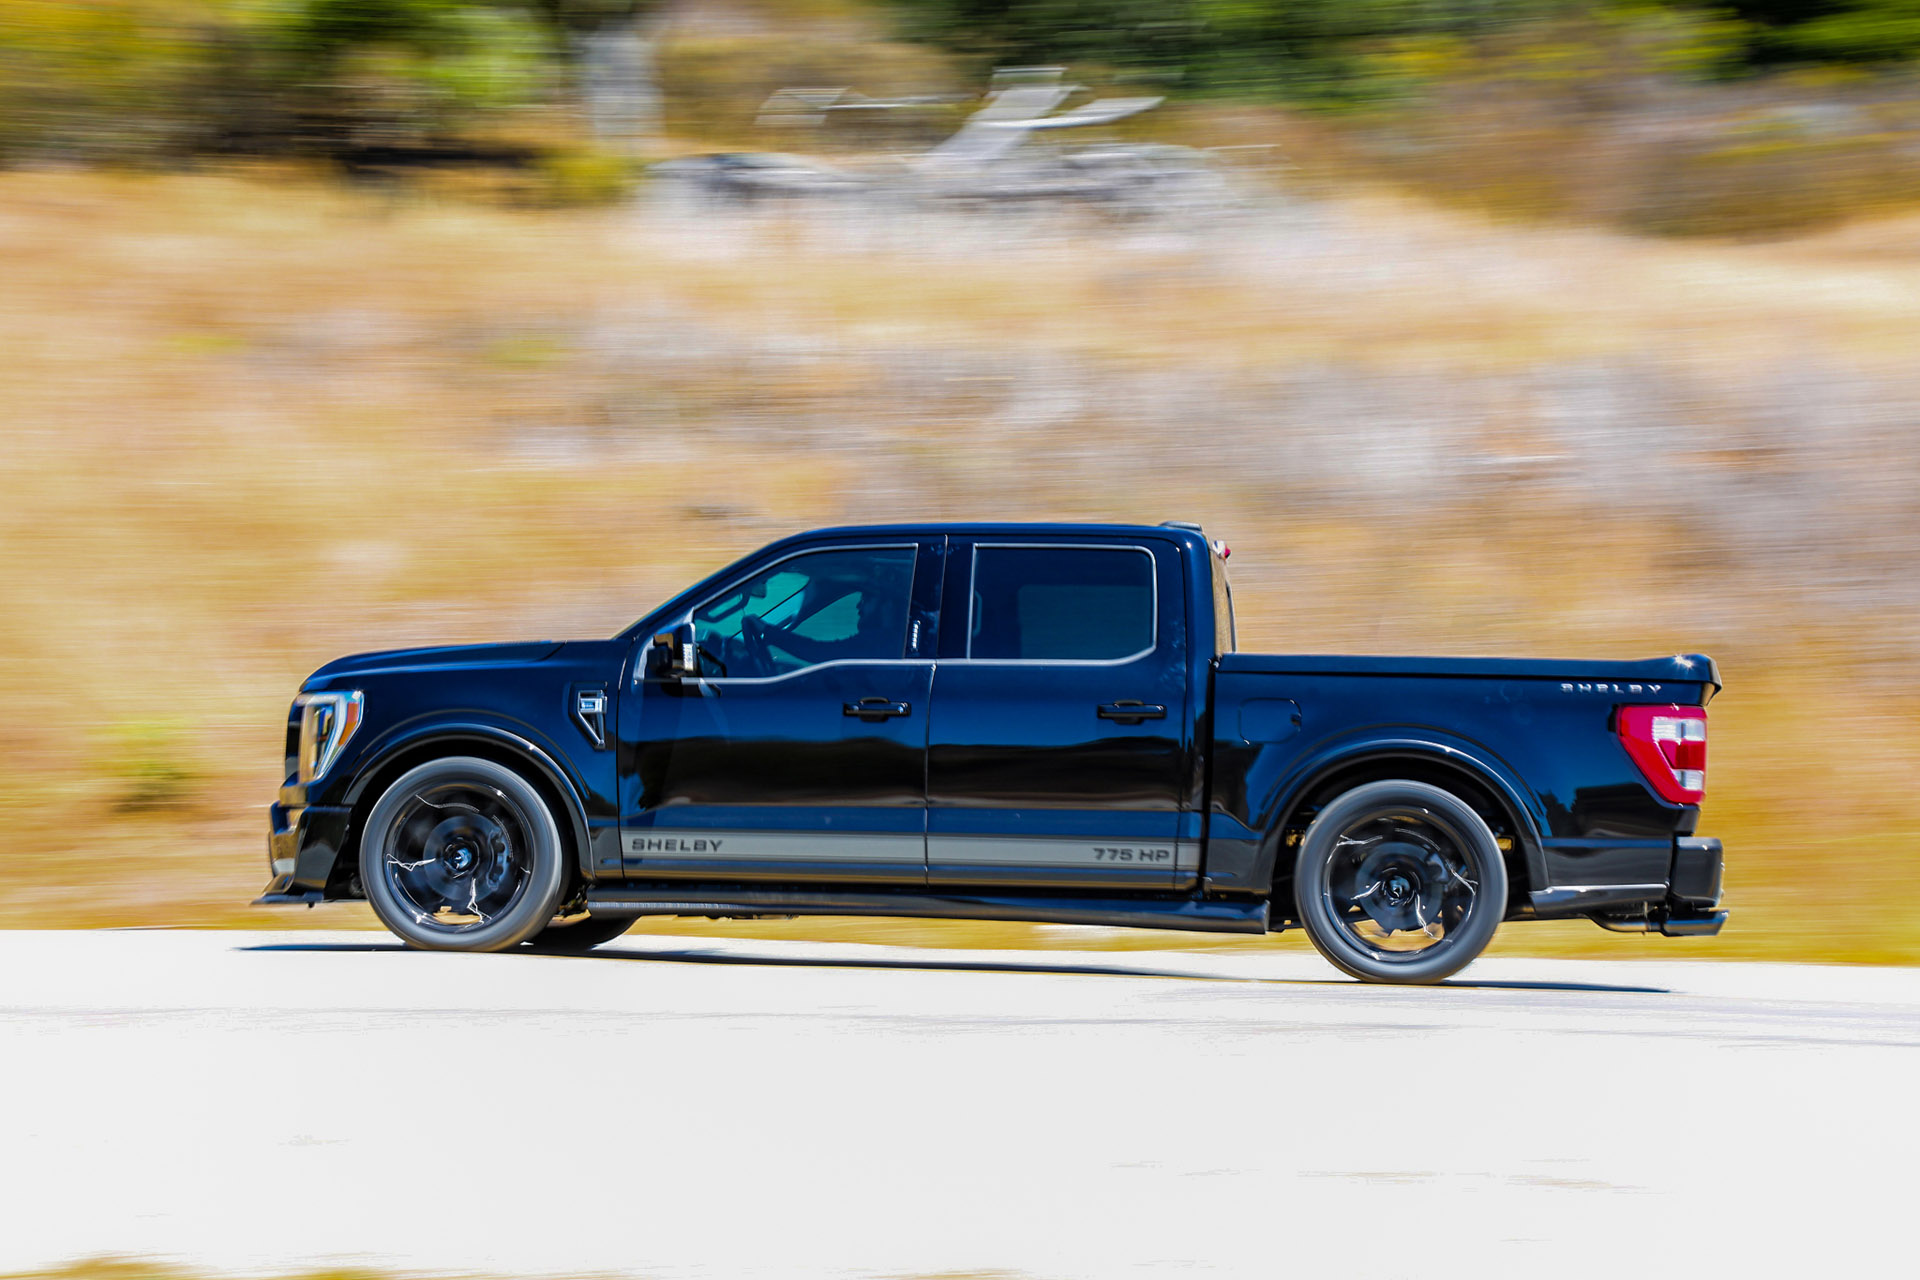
[573,688,609,750]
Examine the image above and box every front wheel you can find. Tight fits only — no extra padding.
[1292,780,1508,984]
[360,756,569,952]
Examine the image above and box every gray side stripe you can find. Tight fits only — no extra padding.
[929,836,1200,871]
[622,830,1202,870]
[622,830,921,863]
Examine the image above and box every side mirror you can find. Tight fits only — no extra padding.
[650,622,700,679]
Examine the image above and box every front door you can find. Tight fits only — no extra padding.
[618,539,942,882]
[926,538,1196,889]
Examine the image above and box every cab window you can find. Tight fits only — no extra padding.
[969,546,1155,661]
[693,546,916,678]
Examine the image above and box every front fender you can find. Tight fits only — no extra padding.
[339,718,597,885]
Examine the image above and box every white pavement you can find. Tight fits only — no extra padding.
[2,929,1916,1278]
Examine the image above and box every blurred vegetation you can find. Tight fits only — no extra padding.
[4,169,1920,963]
[5,1,1920,231]
[881,2,1920,233]
[1273,10,1920,234]
[887,0,1558,103]
[104,719,202,812]
[529,144,640,202]
[887,1,1920,94]
[1732,0,1920,63]
[656,25,960,145]
[0,1,564,164]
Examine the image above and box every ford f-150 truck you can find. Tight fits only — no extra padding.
[258,522,1726,983]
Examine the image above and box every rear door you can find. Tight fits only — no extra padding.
[926,538,1196,889]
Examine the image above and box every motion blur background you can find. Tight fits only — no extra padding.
[3,0,1918,960]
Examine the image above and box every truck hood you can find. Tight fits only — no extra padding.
[305,641,565,685]
[1218,652,1721,694]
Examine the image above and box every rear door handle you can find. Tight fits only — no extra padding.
[1098,700,1167,724]
[845,696,912,721]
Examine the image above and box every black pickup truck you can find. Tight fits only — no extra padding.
[259,521,1725,983]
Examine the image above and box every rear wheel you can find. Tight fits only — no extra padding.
[360,756,568,952]
[1292,779,1507,984]
[523,913,635,952]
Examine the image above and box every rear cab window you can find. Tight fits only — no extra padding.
[968,545,1157,661]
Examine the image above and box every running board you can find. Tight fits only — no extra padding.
[583,887,1270,935]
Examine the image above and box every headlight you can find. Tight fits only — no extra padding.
[296,690,364,782]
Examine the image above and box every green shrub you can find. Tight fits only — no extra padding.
[1315,8,1920,235]
[531,145,638,203]
[0,0,216,162]
[0,1,558,165]
[1622,119,1920,236]
[105,719,201,813]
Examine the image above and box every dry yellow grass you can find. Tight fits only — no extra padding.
[2,168,1917,961]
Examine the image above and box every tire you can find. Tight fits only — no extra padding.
[1292,779,1508,985]
[360,756,569,952]
[522,913,636,952]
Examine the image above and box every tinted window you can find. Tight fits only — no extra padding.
[970,546,1155,661]
[694,546,915,678]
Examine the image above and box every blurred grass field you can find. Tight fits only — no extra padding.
[3,168,1918,962]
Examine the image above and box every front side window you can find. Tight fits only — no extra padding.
[693,546,916,678]
[970,546,1155,661]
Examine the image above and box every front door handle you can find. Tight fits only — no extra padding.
[845,696,912,722]
[1098,700,1167,724]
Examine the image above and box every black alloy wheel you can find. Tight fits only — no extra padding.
[360,756,568,951]
[1292,779,1508,984]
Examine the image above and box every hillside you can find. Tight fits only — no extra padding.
[2,169,1917,959]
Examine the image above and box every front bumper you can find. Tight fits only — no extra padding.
[256,800,353,900]
[253,889,325,906]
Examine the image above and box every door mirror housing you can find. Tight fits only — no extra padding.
[650,622,700,679]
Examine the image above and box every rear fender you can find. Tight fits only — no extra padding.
[1253,735,1548,907]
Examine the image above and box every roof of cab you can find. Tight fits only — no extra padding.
[786,521,1207,542]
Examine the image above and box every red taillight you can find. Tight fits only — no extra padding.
[1617,704,1707,805]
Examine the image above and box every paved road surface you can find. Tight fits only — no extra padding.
[2,929,1916,1278]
